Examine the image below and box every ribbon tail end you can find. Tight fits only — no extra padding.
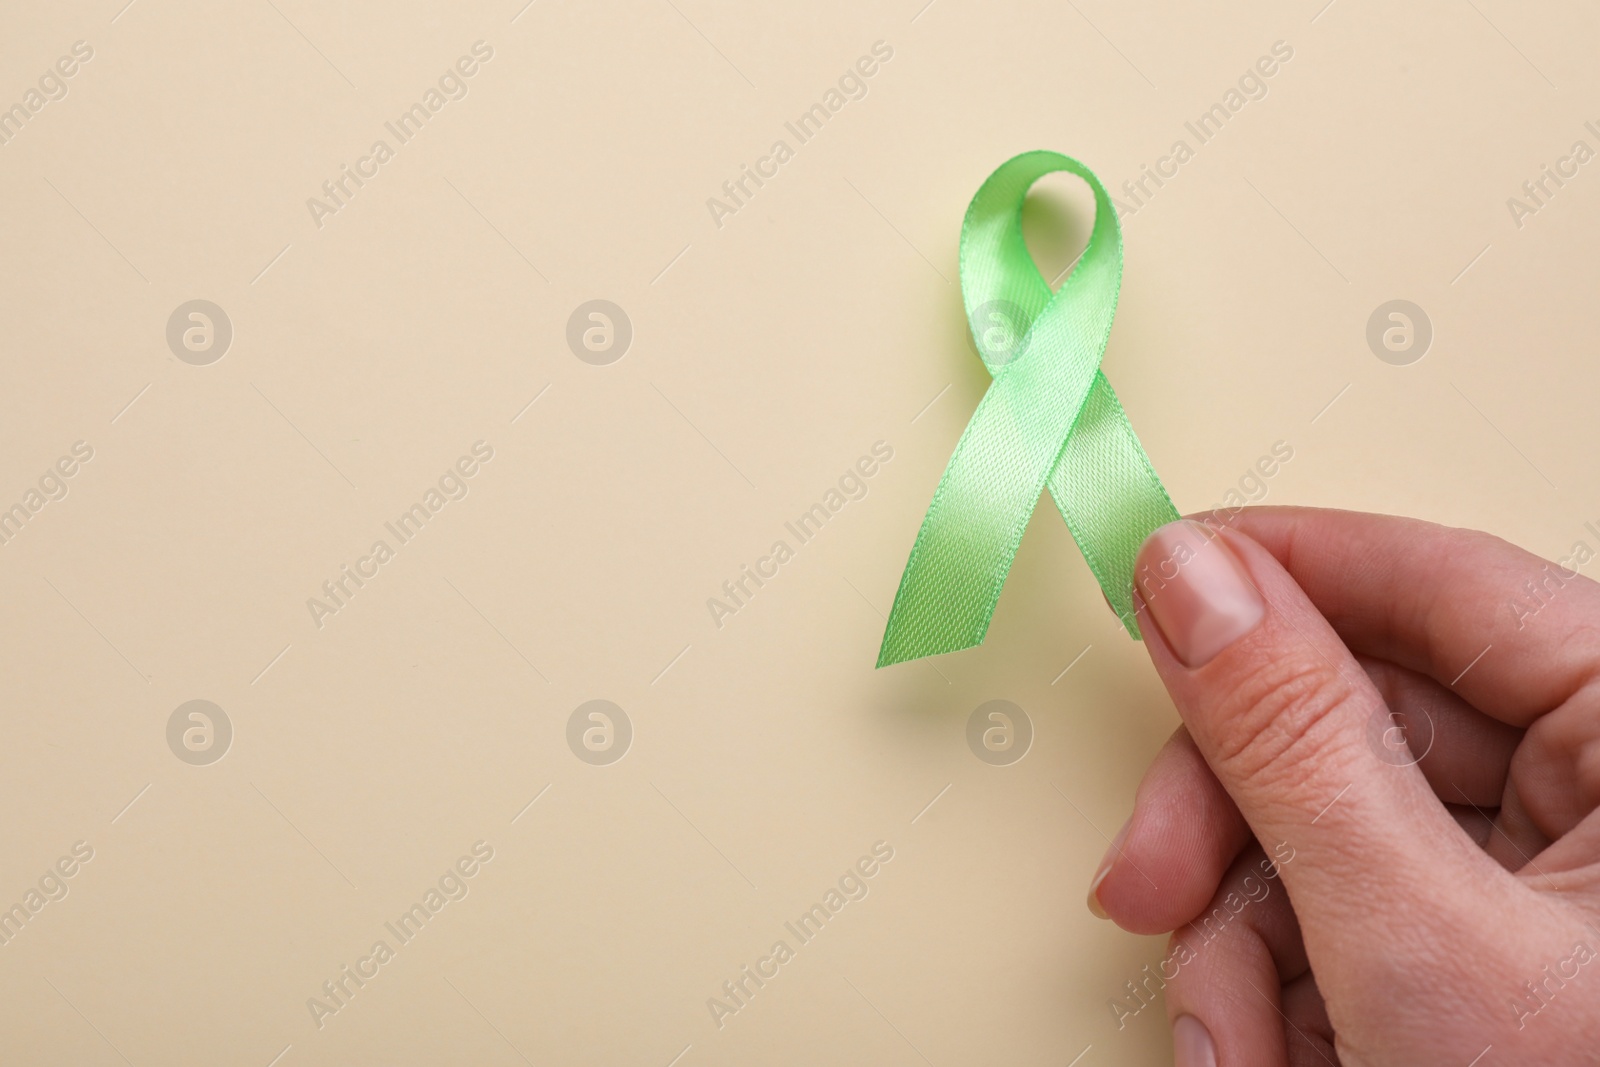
[876,623,986,668]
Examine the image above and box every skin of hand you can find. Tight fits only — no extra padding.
[1087,507,1600,1066]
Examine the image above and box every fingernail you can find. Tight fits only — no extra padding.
[1172,1015,1217,1067]
[1086,817,1129,920]
[1134,521,1265,668]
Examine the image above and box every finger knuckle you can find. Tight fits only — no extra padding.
[1208,652,1362,791]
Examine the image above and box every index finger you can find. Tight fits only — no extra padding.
[1209,505,1600,727]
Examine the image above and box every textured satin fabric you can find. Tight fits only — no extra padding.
[878,151,1177,667]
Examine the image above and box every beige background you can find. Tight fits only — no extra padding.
[1,0,1597,1063]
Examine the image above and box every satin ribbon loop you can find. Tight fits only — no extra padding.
[877,151,1178,667]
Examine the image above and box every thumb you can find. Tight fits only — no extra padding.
[1130,519,1489,940]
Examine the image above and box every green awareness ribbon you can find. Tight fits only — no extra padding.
[877,151,1178,667]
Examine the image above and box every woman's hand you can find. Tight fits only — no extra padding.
[1090,507,1600,1066]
